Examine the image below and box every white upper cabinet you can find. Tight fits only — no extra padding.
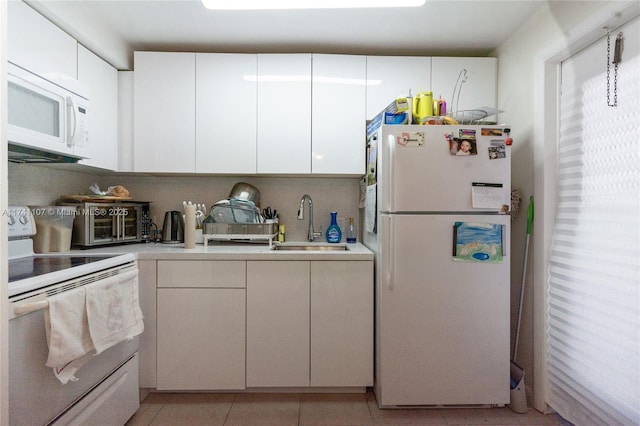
[78,45,118,170]
[431,57,497,120]
[366,56,431,120]
[196,53,257,174]
[312,54,366,175]
[8,0,77,80]
[118,71,134,172]
[257,54,312,174]
[134,52,196,173]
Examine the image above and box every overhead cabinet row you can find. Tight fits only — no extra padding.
[133,52,366,175]
[133,52,496,175]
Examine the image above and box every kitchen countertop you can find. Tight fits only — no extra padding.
[71,241,373,261]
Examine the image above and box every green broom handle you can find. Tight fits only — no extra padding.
[526,196,534,235]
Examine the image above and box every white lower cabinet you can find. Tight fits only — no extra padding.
[156,261,246,390]
[153,258,372,390]
[137,260,157,389]
[247,260,373,388]
[246,261,310,387]
[310,261,373,387]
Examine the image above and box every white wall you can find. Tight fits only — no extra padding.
[493,0,637,411]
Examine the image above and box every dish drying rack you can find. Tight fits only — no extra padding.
[203,221,278,247]
[447,69,503,124]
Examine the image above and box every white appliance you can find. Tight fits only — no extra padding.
[7,206,140,425]
[363,123,511,407]
[7,62,90,163]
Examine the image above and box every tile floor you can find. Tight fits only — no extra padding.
[126,390,570,426]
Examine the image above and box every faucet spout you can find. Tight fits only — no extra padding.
[298,194,317,242]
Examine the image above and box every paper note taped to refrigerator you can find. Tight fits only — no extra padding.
[471,182,505,209]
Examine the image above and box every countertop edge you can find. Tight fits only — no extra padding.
[71,242,374,261]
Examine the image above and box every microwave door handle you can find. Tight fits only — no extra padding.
[66,96,78,147]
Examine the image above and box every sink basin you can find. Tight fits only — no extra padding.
[271,243,349,251]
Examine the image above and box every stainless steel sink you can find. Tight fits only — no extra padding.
[271,243,349,251]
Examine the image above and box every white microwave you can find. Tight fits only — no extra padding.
[7,63,90,162]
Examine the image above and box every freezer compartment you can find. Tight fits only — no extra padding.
[378,125,511,213]
[376,213,510,407]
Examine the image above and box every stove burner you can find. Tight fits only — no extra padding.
[8,255,117,283]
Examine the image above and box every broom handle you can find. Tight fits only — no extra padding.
[513,196,534,362]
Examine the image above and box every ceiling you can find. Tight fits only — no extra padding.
[31,0,546,69]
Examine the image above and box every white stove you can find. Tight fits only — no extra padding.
[7,205,134,298]
[7,205,140,425]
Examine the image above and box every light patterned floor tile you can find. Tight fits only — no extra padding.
[367,397,448,425]
[440,407,569,425]
[148,402,232,426]
[300,393,373,426]
[224,393,301,426]
[125,403,163,426]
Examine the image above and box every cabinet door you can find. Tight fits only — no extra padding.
[137,260,157,389]
[431,57,497,121]
[312,54,366,175]
[310,261,373,387]
[118,71,134,172]
[366,56,431,120]
[157,260,246,288]
[78,45,118,170]
[134,52,196,173]
[257,54,312,174]
[157,288,246,390]
[8,0,77,80]
[196,53,257,173]
[247,261,310,387]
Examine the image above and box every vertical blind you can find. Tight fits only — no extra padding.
[547,17,639,426]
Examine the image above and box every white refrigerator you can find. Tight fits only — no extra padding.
[363,123,511,407]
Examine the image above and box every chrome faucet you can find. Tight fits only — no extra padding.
[298,194,321,242]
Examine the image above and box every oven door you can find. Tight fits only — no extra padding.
[8,308,139,425]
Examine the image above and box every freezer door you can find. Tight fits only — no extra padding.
[379,125,511,213]
[377,214,510,407]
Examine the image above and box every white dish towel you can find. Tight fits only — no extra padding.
[44,286,95,384]
[43,269,144,384]
[85,270,144,355]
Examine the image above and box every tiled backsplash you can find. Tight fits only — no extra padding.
[8,163,363,242]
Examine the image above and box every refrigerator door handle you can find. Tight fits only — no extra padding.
[385,215,395,291]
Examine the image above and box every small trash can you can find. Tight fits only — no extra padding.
[509,362,528,413]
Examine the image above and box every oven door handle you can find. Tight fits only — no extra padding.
[13,300,49,316]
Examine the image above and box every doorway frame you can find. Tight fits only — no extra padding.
[531,0,640,413]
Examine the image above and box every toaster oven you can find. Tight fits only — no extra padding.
[60,201,151,247]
